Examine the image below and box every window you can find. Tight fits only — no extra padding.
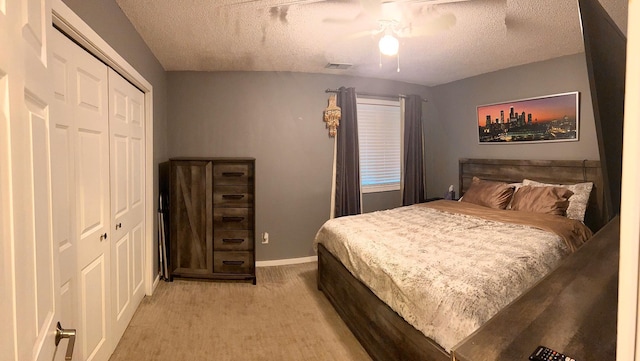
[356,97,401,193]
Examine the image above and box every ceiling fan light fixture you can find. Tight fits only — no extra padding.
[378,34,399,56]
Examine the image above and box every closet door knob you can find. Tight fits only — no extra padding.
[55,322,76,361]
[115,222,122,230]
[100,233,108,241]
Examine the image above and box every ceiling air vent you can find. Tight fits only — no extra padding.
[325,63,352,70]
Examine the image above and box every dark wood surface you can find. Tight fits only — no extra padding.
[213,251,255,274]
[579,0,626,217]
[452,216,619,361]
[168,158,256,284]
[459,159,608,232]
[170,160,213,273]
[317,243,449,361]
[213,184,254,207]
[317,158,612,361]
[213,230,254,251]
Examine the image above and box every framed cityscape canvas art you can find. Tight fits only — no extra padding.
[477,92,579,143]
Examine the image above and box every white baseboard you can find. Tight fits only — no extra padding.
[256,255,318,267]
[150,273,160,295]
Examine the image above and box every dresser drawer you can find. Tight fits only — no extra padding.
[214,251,254,275]
[213,185,253,207]
[213,163,254,185]
[214,230,254,251]
[213,208,253,230]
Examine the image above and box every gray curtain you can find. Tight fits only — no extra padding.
[402,94,426,206]
[335,87,361,217]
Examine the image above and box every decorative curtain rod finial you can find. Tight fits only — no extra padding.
[323,94,341,137]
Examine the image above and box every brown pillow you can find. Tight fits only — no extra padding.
[460,177,515,209]
[510,185,574,216]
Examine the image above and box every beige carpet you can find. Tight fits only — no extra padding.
[109,262,372,361]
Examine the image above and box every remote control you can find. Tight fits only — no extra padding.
[529,345,576,361]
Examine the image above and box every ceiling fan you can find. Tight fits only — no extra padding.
[223,0,469,26]
[220,0,470,70]
[324,0,466,51]
[322,0,464,72]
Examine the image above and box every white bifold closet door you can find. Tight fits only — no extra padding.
[50,29,145,361]
[108,67,146,343]
[51,29,112,361]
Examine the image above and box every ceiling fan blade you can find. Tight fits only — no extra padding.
[397,0,471,5]
[220,0,349,6]
[344,28,382,40]
[404,12,456,36]
[322,10,367,24]
[359,0,385,19]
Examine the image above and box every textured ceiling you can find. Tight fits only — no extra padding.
[115,0,628,86]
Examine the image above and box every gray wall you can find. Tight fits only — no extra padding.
[363,191,402,213]
[425,53,599,198]
[167,71,430,261]
[57,1,600,263]
[62,0,168,273]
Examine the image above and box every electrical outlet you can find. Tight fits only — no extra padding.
[262,232,269,244]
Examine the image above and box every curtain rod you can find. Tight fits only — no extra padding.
[325,88,428,102]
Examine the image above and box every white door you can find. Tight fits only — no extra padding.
[50,29,112,361]
[50,29,79,361]
[618,1,640,360]
[0,0,62,360]
[108,68,146,342]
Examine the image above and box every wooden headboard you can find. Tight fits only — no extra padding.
[459,159,608,232]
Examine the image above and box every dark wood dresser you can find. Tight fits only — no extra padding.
[165,157,256,284]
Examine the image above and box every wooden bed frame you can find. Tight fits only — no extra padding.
[458,159,608,232]
[317,159,609,361]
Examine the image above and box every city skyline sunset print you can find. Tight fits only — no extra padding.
[477,92,579,143]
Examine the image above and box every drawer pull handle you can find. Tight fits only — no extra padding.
[222,216,244,222]
[222,172,244,177]
[222,238,244,244]
[222,194,245,200]
[223,260,245,266]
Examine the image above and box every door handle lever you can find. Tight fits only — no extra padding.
[55,321,76,360]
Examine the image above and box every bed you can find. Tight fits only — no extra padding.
[315,159,608,361]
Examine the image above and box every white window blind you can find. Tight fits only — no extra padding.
[356,97,401,193]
